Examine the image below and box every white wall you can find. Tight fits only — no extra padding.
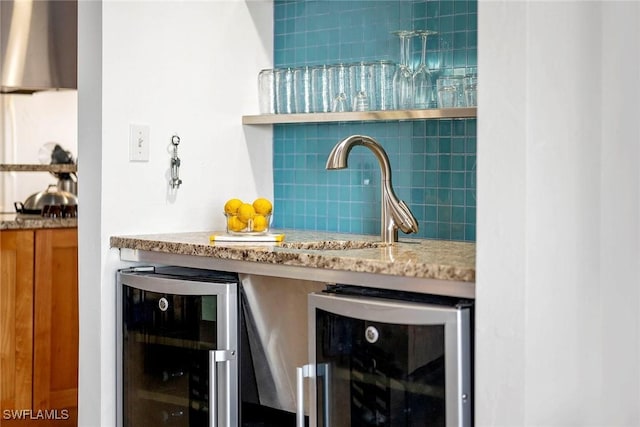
[77,1,273,425]
[477,1,639,425]
[0,91,77,211]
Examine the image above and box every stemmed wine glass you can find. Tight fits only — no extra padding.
[413,30,437,109]
[392,30,416,110]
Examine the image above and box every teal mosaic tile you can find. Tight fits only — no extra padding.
[454,0,469,14]
[272,0,477,241]
[440,0,454,16]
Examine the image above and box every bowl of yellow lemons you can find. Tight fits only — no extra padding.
[224,197,273,235]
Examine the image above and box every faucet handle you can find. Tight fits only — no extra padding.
[391,200,419,234]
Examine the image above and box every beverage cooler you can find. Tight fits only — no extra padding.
[116,266,239,427]
[297,285,473,427]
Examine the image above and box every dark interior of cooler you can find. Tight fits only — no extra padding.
[315,309,447,427]
[122,286,216,427]
[316,284,476,427]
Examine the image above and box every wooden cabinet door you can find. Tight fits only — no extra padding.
[32,229,78,425]
[0,230,35,415]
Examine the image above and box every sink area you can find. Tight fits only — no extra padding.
[279,240,391,251]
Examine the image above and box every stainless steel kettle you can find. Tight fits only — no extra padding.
[14,184,78,215]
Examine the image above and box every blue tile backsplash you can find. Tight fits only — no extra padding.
[272,0,477,241]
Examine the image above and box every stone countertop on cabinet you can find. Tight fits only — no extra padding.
[110,230,476,298]
[0,213,77,230]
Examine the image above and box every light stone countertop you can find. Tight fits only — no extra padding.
[0,213,77,230]
[110,230,476,298]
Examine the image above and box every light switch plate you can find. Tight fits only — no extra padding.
[129,124,150,162]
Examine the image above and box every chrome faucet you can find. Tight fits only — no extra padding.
[326,135,419,243]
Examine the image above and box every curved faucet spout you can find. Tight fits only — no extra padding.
[326,135,419,243]
[326,135,392,178]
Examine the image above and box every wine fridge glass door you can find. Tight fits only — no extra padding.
[116,268,238,427]
[306,292,471,427]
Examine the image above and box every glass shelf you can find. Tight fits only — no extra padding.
[242,107,477,125]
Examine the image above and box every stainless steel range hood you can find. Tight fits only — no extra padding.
[0,0,77,94]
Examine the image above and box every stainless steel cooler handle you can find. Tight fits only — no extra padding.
[209,349,236,427]
[296,364,313,427]
[317,363,331,427]
[296,363,331,427]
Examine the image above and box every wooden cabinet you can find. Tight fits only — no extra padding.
[0,230,34,419]
[0,228,78,426]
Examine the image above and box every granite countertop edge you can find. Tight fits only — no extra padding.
[1,213,77,230]
[110,230,476,283]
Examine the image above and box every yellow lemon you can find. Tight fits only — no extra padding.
[224,198,243,215]
[252,214,268,232]
[237,203,256,223]
[253,198,273,215]
[227,215,246,232]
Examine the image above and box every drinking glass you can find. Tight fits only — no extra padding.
[258,68,276,114]
[436,75,463,108]
[294,66,312,114]
[413,30,437,109]
[463,74,478,107]
[349,62,374,112]
[328,63,351,112]
[275,68,295,114]
[311,65,331,113]
[372,60,396,111]
[392,30,416,110]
